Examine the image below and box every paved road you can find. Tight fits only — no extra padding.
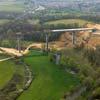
[52,28,94,32]
[0,57,14,62]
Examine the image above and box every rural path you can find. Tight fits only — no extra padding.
[23,43,42,55]
[0,57,14,62]
[0,47,23,56]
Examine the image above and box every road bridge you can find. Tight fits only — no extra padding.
[51,28,95,45]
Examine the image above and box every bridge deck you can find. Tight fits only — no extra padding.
[52,28,94,32]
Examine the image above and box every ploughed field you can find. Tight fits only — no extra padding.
[18,50,80,100]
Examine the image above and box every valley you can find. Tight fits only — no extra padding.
[0,0,99,100]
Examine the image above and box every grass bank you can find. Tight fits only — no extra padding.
[45,19,92,27]
[0,59,15,89]
[18,50,80,100]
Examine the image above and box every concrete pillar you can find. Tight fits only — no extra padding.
[55,53,61,65]
[17,37,21,53]
[45,34,49,52]
[72,32,76,45]
[16,32,21,53]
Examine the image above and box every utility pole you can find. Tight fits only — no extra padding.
[16,32,21,53]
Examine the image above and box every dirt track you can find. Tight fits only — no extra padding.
[0,43,43,56]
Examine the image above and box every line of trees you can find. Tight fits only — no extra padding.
[37,14,100,24]
[0,19,80,46]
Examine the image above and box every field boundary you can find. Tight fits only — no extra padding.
[16,61,34,100]
[0,57,34,100]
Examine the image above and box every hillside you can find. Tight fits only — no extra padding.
[45,19,92,26]
[49,24,100,49]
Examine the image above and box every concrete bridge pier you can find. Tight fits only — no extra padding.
[45,33,49,52]
[72,32,76,45]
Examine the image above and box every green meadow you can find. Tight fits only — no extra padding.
[18,51,80,100]
[0,60,15,89]
[45,19,92,27]
[0,4,25,12]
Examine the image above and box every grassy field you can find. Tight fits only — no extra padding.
[45,19,92,27]
[0,59,15,89]
[27,19,40,25]
[0,54,27,99]
[0,19,10,25]
[18,50,80,100]
[0,4,25,12]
